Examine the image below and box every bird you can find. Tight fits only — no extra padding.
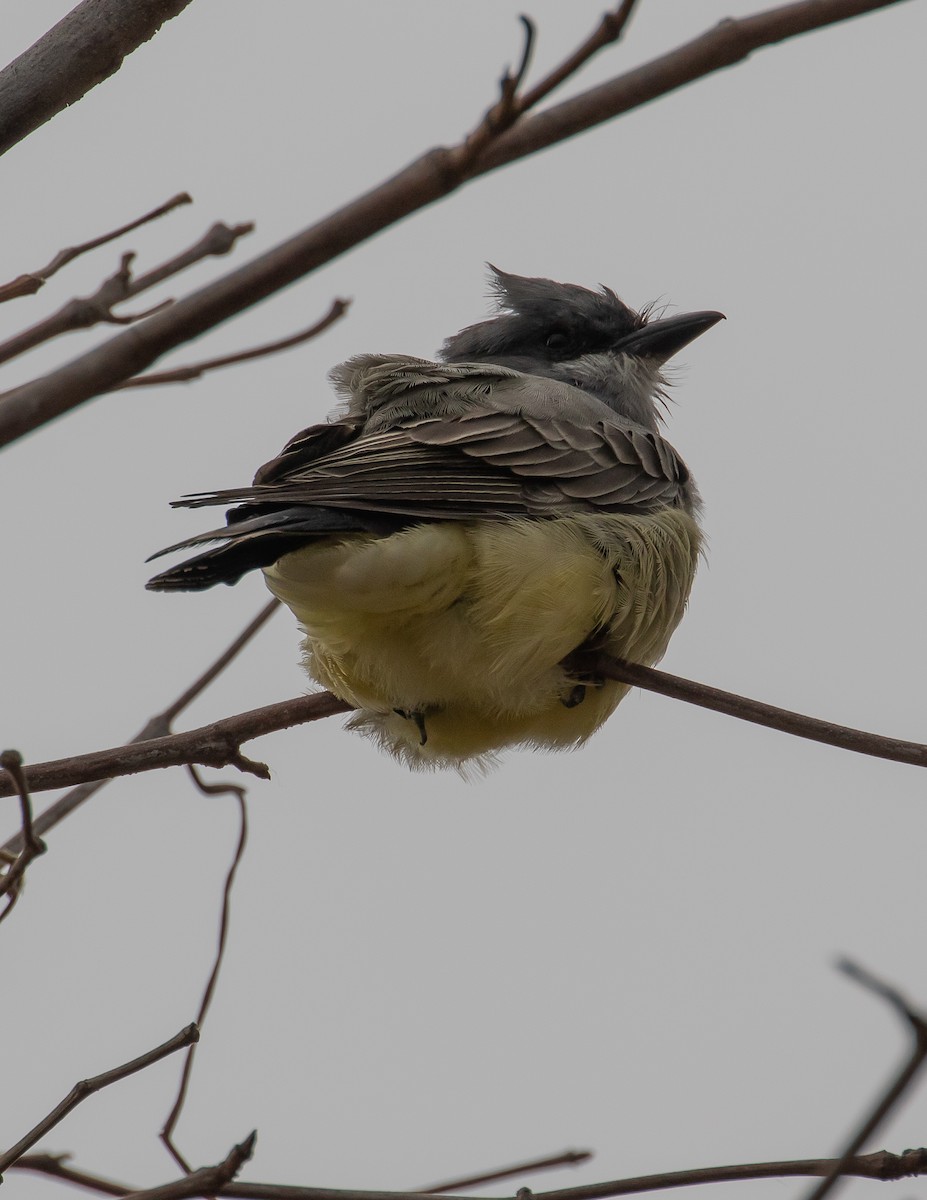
[147,267,722,774]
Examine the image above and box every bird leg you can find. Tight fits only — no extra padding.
[393,708,428,745]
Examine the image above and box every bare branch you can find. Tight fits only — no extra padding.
[11,1147,927,1200]
[0,748,47,922]
[594,657,927,769]
[112,302,350,391]
[14,1153,133,1196]
[0,222,254,368]
[122,1133,256,1200]
[0,0,195,158]
[0,600,281,857]
[801,962,927,1200]
[0,194,192,303]
[2,648,925,804]
[471,0,913,174]
[0,0,906,449]
[0,693,350,799]
[157,600,281,730]
[518,1,638,112]
[161,780,249,1172]
[0,1025,199,1174]
[419,1151,593,1193]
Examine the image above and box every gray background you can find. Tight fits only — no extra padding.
[2,2,925,1197]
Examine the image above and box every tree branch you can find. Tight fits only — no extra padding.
[0,221,254,367]
[160,781,249,1174]
[0,748,47,922]
[595,657,926,769]
[0,193,191,304]
[111,302,350,391]
[0,600,280,856]
[0,1025,199,1175]
[121,1133,256,1200]
[0,693,351,799]
[2,651,924,803]
[0,0,907,449]
[801,961,927,1200]
[419,1151,593,1194]
[11,1147,927,1200]
[0,0,195,158]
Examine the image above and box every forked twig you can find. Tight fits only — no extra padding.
[0,1026,199,1174]
[0,194,192,303]
[801,960,927,1200]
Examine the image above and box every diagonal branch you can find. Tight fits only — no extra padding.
[0,193,191,303]
[0,221,254,367]
[0,0,196,158]
[801,961,927,1200]
[0,0,907,449]
[0,1025,199,1175]
[111,302,350,391]
[0,599,280,858]
[594,657,926,768]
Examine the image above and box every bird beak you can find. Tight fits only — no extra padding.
[615,310,725,363]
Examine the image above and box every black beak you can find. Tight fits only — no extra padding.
[615,310,725,363]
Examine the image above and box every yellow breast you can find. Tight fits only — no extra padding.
[263,509,701,772]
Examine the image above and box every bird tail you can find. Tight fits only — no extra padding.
[146,504,390,592]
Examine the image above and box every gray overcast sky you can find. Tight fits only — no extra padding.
[2,2,926,1198]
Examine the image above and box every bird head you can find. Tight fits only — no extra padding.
[440,266,723,430]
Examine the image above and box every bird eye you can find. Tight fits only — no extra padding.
[545,328,571,351]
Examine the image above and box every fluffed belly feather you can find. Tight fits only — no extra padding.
[263,510,701,773]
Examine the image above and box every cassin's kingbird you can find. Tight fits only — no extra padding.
[148,269,722,772]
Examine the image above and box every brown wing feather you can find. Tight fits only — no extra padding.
[176,410,688,520]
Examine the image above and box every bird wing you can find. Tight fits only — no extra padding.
[175,407,690,521]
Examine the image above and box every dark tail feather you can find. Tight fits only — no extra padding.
[146,535,315,591]
[146,504,411,592]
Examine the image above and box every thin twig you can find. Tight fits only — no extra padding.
[595,656,926,768]
[13,1153,133,1196]
[0,748,47,921]
[157,600,281,729]
[111,301,350,391]
[419,1151,593,1193]
[122,1132,256,1200]
[161,776,249,1172]
[0,599,281,857]
[0,1025,199,1174]
[801,961,927,1200]
[0,222,253,367]
[518,1,639,111]
[0,0,906,447]
[0,194,191,303]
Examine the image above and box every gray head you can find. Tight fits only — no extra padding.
[441,266,723,431]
